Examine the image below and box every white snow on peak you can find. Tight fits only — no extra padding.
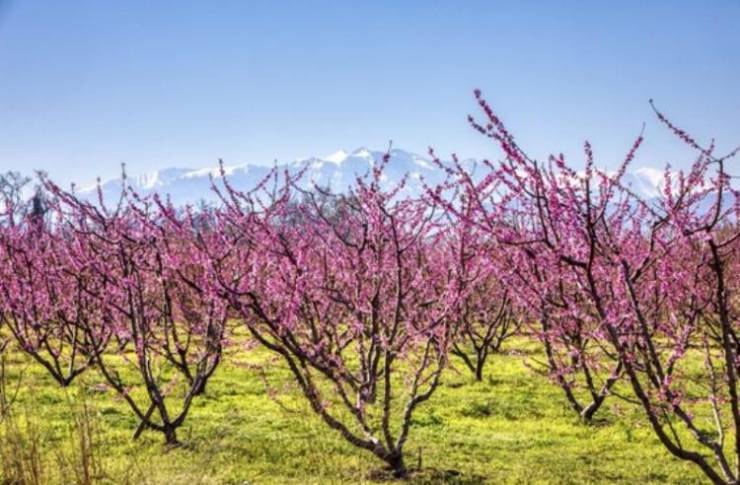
[352,148,373,159]
[137,171,161,189]
[73,147,674,208]
[413,157,433,169]
[222,164,247,177]
[325,150,349,164]
[134,168,189,189]
[182,164,246,179]
[183,167,219,179]
[634,167,664,188]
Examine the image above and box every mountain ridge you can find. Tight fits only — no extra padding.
[77,147,667,207]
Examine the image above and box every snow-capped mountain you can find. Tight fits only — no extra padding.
[76,147,667,207]
[77,148,463,206]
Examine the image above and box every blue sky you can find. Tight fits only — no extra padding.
[0,1,738,186]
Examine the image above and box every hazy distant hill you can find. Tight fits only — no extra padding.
[76,147,675,207]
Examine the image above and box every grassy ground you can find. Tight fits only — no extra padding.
[0,338,705,484]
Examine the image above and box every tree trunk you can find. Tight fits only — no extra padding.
[386,452,407,478]
[163,425,179,447]
[191,379,207,396]
[580,394,607,422]
[474,357,485,381]
[132,403,156,440]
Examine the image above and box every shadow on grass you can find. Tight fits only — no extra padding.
[367,466,487,484]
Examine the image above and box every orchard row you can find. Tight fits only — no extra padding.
[0,93,738,482]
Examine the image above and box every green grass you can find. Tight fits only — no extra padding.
[0,339,706,484]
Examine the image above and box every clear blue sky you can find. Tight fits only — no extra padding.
[0,0,738,186]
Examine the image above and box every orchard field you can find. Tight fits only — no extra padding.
[1,336,704,484]
[0,94,737,485]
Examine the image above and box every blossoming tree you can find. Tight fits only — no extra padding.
[452,89,740,482]
[209,159,466,476]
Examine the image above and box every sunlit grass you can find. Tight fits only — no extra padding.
[0,337,705,484]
